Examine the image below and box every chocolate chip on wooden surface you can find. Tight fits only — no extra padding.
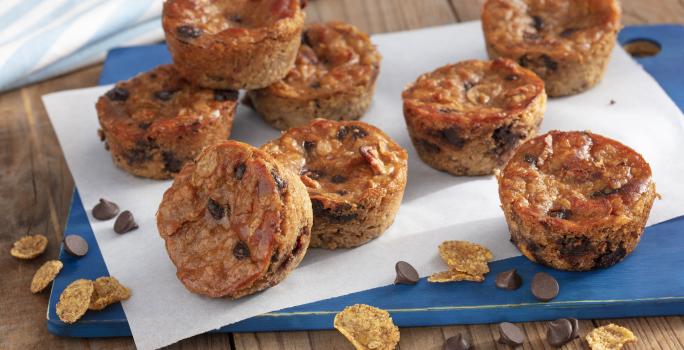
[114,210,138,234]
[234,162,246,180]
[495,268,522,290]
[546,318,574,347]
[568,317,580,339]
[176,25,202,39]
[233,241,250,260]
[105,87,129,101]
[63,235,89,257]
[207,198,226,220]
[531,272,559,302]
[92,198,120,220]
[443,333,472,350]
[214,89,238,101]
[498,322,525,347]
[394,261,419,285]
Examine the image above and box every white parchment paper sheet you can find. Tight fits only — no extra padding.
[43,22,684,349]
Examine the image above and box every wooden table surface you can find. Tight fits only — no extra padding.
[2,1,684,349]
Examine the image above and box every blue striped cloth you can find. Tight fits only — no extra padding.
[0,0,164,92]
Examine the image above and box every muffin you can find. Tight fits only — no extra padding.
[497,131,657,271]
[157,141,313,298]
[482,0,621,97]
[247,21,381,130]
[96,64,237,180]
[261,119,408,249]
[402,58,546,176]
[162,0,305,89]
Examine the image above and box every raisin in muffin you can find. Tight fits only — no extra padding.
[163,0,305,90]
[498,131,656,271]
[247,21,381,130]
[261,119,408,249]
[96,64,237,180]
[157,141,313,298]
[402,59,546,176]
[482,0,621,97]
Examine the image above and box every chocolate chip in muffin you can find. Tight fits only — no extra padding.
[228,15,242,23]
[312,199,358,223]
[416,139,442,154]
[548,208,572,220]
[336,126,349,140]
[523,153,537,166]
[301,169,324,180]
[302,140,316,152]
[233,241,250,260]
[438,107,457,114]
[531,15,545,31]
[207,198,226,220]
[505,74,519,81]
[441,127,465,149]
[125,140,157,164]
[176,25,202,39]
[162,151,183,173]
[309,81,322,89]
[463,81,474,91]
[301,30,312,46]
[595,244,627,268]
[541,54,559,71]
[592,187,620,197]
[214,89,238,101]
[105,87,129,101]
[492,125,521,154]
[558,236,592,257]
[560,28,579,38]
[271,169,288,193]
[234,162,246,180]
[350,125,368,139]
[138,122,151,130]
[331,175,347,184]
[154,90,176,101]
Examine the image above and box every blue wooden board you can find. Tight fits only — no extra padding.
[47,25,684,337]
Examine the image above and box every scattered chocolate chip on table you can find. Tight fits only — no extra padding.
[114,210,138,234]
[394,261,419,285]
[495,268,522,290]
[531,272,559,302]
[63,234,89,257]
[92,198,119,220]
[498,322,525,347]
[443,333,471,350]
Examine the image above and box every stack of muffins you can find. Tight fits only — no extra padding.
[96,0,409,298]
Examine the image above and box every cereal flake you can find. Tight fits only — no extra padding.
[586,324,637,350]
[427,270,485,283]
[56,279,94,324]
[30,260,63,293]
[438,240,492,275]
[334,304,400,350]
[10,234,48,259]
[89,276,132,310]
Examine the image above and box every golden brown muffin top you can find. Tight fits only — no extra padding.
[261,119,407,205]
[498,131,654,230]
[402,59,545,125]
[482,0,621,58]
[157,141,293,297]
[163,0,303,42]
[262,22,381,99]
[96,64,237,141]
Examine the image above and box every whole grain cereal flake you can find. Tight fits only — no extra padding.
[586,324,637,350]
[10,234,48,259]
[56,279,94,324]
[427,270,484,283]
[438,240,493,275]
[89,276,132,310]
[30,260,63,293]
[334,304,400,350]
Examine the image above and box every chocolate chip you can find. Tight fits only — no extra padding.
[190,121,201,132]
[271,169,287,193]
[532,15,544,31]
[541,54,558,71]
[595,244,627,268]
[234,162,246,180]
[63,234,88,257]
[350,125,368,139]
[518,55,532,68]
[493,125,521,154]
[233,241,250,260]
[92,198,119,220]
[438,107,457,114]
[560,28,578,38]
[558,236,592,256]
[207,198,226,220]
[505,74,519,81]
[301,30,312,46]
[114,210,138,234]
[443,333,472,350]
[162,151,183,173]
[138,122,151,130]
[331,175,347,184]
[309,81,321,89]
[336,126,349,140]
[105,87,129,101]
[568,318,580,339]
[609,99,616,105]
[228,15,242,23]
[416,139,441,153]
[97,129,106,141]
[394,261,419,285]
[302,140,316,152]
[495,268,522,290]
[463,81,474,91]
[125,139,157,164]
[523,153,537,166]
[546,318,574,347]
[154,90,175,101]
[311,199,358,223]
[531,272,559,302]
[523,32,541,41]
[592,188,619,197]
[301,169,324,180]
[299,0,307,9]
[214,89,238,101]
[176,25,202,39]
[498,322,525,347]
[442,127,465,148]
[548,208,572,220]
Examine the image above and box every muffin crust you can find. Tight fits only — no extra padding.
[482,0,621,96]
[96,64,237,180]
[403,58,546,176]
[157,141,313,298]
[163,0,305,89]
[261,119,408,249]
[498,131,656,271]
[247,21,381,130]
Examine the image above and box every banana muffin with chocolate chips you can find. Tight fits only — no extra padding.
[157,141,313,298]
[247,21,381,130]
[163,0,305,89]
[96,64,237,180]
[402,59,546,176]
[261,119,408,249]
[482,0,621,97]
[498,131,656,271]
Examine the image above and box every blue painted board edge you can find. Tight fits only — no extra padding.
[47,24,684,337]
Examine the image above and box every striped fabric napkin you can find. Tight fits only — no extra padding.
[0,0,164,92]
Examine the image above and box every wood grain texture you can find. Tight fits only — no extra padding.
[1,0,683,349]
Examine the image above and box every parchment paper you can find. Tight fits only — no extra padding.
[43,21,684,349]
